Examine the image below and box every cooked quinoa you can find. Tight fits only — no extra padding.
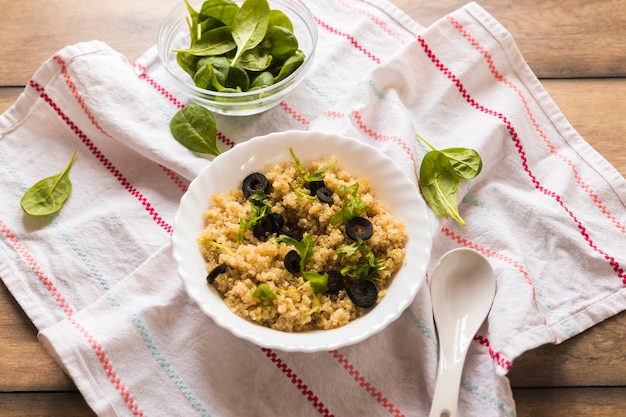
[198,155,407,332]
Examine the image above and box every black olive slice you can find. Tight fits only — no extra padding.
[316,187,333,204]
[207,263,227,284]
[345,216,373,240]
[347,279,378,308]
[284,250,301,273]
[268,212,285,232]
[242,172,270,198]
[308,180,325,195]
[326,270,345,293]
[253,216,275,240]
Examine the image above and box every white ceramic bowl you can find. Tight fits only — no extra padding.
[172,130,432,352]
[157,0,317,116]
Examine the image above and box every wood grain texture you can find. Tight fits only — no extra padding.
[388,0,626,78]
[0,393,95,417]
[0,0,179,85]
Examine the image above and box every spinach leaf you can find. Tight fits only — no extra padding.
[250,71,274,89]
[416,133,482,225]
[176,51,199,77]
[169,104,220,155]
[441,147,483,180]
[268,9,293,31]
[199,0,239,26]
[21,151,77,217]
[274,50,304,82]
[238,44,273,71]
[175,0,306,93]
[225,65,250,90]
[419,150,465,226]
[266,25,298,61]
[230,0,270,67]
[175,26,236,57]
[194,63,225,90]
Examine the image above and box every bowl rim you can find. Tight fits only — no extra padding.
[172,130,433,352]
[156,0,319,100]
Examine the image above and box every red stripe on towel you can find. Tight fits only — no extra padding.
[261,348,335,417]
[330,350,406,417]
[315,17,382,64]
[280,101,310,125]
[336,0,409,45]
[0,219,145,416]
[474,335,512,370]
[133,63,236,150]
[133,63,185,110]
[447,16,626,236]
[29,79,174,236]
[54,56,188,193]
[416,35,626,286]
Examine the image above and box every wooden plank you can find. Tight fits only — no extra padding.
[1,388,625,417]
[0,0,179,85]
[513,387,626,417]
[509,310,626,387]
[0,0,625,83]
[0,281,76,392]
[0,393,95,417]
[388,0,626,78]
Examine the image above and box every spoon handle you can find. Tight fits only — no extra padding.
[428,349,465,417]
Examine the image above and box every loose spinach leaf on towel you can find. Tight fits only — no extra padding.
[21,150,77,217]
[417,134,482,226]
[170,104,220,156]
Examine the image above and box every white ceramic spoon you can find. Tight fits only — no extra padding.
[428,248,496,417]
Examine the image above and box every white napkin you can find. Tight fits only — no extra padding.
[1,1,625,416]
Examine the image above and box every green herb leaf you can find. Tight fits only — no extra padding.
[237,190,272,242]
[337,239,385,280]
[302,271,328,294]
[197,238,236,256]
[277,233,315,272]
[169,104,220,155]
[230,0,270,67]
[251,283,276,309]
[289,147,335,183]
[20,151,77,217]
[419,150,466,226]
[330,183,367,225]
[441,148,483,180]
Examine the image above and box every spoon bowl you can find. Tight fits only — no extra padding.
[428,248,496,417]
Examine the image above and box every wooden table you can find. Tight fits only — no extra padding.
[1,0,625,415]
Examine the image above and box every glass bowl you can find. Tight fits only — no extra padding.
[157,0,317,116]
[172,131,433,352]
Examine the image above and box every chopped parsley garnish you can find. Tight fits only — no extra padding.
[330,183,367,225]
[289,147,335,183]
[237,189,272,243]
[251,283,277,309]
[337,239,386,280]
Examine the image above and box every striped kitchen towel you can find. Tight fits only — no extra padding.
[1,1,624,416]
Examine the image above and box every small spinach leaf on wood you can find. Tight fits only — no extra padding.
[21,150,77,217]
[169,104,220,155]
